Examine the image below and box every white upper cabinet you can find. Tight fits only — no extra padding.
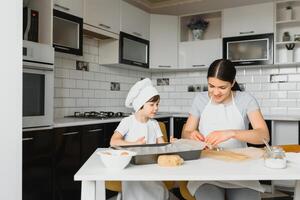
[54,0,83,17]
[84,0,120,36]
[222,2,274,37]
[150,14,178,69]
[120,1,150,40]
[179,39,222,68]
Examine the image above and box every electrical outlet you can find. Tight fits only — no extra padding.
[270,74,288,83]
[110,82,120,91]
[157,78,169,86]
[76,60,89,71]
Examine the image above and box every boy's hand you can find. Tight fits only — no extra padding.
[170,136,178,143]
[135,136,146,145]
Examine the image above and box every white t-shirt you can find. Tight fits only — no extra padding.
[115,115,163,144]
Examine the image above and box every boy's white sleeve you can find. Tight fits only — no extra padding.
[115,117,129,136]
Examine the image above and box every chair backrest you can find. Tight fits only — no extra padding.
[158,121,168,142]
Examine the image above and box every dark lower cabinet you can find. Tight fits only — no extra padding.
[54,126,82,200]
[81,124,105,164]
[23,129,54,200]
[103,122,119,147]
[157,117,170,141]
[173,117,188,139]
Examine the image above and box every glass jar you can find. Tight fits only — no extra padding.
[264,146,287,169]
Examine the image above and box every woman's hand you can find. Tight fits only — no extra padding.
[205,130,235,147]
[190,130,205,141]
[135,136,146,145]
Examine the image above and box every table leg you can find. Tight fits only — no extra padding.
[81,181,96,200]
[96,181,106,200]
[294,180,300,200]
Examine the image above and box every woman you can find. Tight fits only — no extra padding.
[182,59,269,200]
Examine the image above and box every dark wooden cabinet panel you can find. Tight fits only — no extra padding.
[23,129,54,200]
[54,126,82,200]
[248,119,272,148]
[173,117,188,139]
[81,124,105,164]
[104,122,119,147]
[157,117,170,141]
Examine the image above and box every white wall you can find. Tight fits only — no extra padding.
[0,0,22,200]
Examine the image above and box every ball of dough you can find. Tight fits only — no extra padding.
[157,155,184,167]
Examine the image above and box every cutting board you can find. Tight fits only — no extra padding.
[201,147,264,162]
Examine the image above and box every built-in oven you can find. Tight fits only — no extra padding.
[23,40,54,129]
[223,33,274,66]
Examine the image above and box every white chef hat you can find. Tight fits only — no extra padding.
[125,78,158,112]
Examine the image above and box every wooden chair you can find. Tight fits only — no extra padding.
[105,121,175,199]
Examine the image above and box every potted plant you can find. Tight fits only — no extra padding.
[187,17,209,40]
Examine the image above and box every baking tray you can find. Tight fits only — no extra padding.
[112,139,204,165]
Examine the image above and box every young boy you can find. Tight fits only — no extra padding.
[110,78,169,200]
[110,78,165,146]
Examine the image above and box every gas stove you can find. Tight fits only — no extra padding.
[65,111,130,119]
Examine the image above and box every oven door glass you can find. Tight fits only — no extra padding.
[23,72,45,116]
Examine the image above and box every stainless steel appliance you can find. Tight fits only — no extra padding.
[53,9,83,55]
[223,33,274,66]
[119,31,149,68]
[23,40,54,129]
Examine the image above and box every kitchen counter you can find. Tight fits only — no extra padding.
[23,113,300,131]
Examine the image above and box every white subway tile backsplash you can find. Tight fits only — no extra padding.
[69,70,83,79]
[278,99,297,107]
[288,74,300,82]
[279,67,297,74]
[270,107,287,115]
[278,82,297,91]
[54,36,300,119]
[270,91,287,99]
[55,88,70,98]
[76,80,89,89]
[69,89,82,98]
[287,91,300,98]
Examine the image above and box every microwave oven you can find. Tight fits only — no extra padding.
[223,33,274,66]
[53,9,83,55]
[119,31,149,68]
[23,40,54,129]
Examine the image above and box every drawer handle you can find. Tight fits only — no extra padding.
[99,24,111,29]
[158,65,171,68]
[62,131,79,136]
[54,4,70,11]
[88,128,103,133]
[192,64,205,67]
[239,31,254,35]
[23,137,34,141]
[132,32,142,37]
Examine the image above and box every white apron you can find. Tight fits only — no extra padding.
[187,93,265,195]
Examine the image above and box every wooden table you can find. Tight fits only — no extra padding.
[74,149,300,200]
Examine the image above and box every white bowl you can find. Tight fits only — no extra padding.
[97,149,136,170]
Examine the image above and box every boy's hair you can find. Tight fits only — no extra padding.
[140,95,160,110]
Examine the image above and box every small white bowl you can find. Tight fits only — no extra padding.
[97,149,136,170]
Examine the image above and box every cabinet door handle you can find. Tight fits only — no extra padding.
[158,65,171,68]
[55,46,70,51]
[99,24,111,29]
[88,128,103,133]
[62,131,79,136]
[239,31,254,35]
[192,64,205,68]
[132,32,142,37]
[23,137,34,141]
[54,4,70,11]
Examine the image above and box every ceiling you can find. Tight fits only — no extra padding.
[124,0,274,15]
